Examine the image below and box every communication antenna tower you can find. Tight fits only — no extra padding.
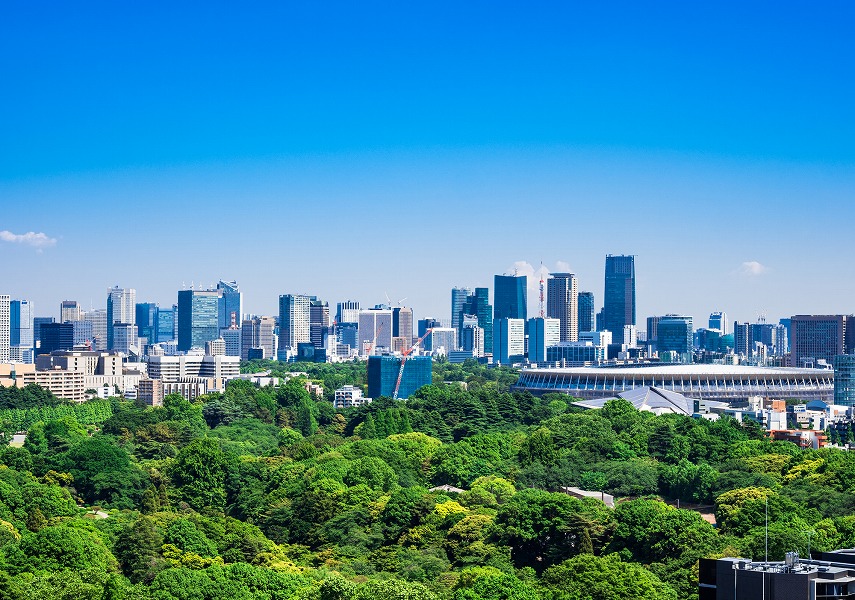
[539,262,545,318]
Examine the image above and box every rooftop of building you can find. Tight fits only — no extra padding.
[521,364,833,376]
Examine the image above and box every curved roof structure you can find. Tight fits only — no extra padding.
[513,364,834,403]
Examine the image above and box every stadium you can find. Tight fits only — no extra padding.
[512,364,834,403]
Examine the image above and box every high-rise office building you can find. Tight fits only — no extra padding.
[646,316,661,348]
[461,288,493,353]
[656,315,693,363]
[10,300,33,348]
[424,327,457,355]
[367,355,431,399]
[834,355,855,406]
[60,300,82,323]
[451,287,472,345]
[157,306,176,343]
[547,273,578,342]
[418,318,443,340]
[83,309,108,351]
[217,280,243,330]
[39,322,75,355]
[527,317,560,363]
[578,292,595,333]
[310,299,331,349]
[790,315,850,368]
[392,306,413,347]
[357,309,393,355]
[278,294,311,356]
[709,312,728,335]
[177,289,220,352]
[460,315,485,357]
[72,320,93,347]
[603,255,636,344]
[106,286,136,351]
[0,295,9,362]
[136,303,158,345]
[493,318,525,365]
[336,301,360,325]
[241,316,276,360]
[733,322,750,357]
[33,317,55,351]
[494,275,527,321]
[112,323,138,354]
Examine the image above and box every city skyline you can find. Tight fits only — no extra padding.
[1,3,854,325]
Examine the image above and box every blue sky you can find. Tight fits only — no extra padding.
[1,1,854,326]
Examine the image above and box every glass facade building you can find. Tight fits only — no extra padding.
[834,355,855,406]
[494,275,527,321]
[10,300,33,347]
[157,307,176,343]
[462,288,493,353]
[578,292,595,333]
[177,290,220,352]
[136,303,158,344]
[217,280,242,330]
[368,355,432,399]
[657,315,693,363]
[603,255,635,344]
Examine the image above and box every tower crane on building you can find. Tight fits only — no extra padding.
[365,322,385,357]
[392,328,432,400]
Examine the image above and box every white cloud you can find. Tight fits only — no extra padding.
[0,230,57,249]
[739,261,767,276]
[554,260,573,273]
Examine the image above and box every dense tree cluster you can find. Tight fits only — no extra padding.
[0,360,852,599]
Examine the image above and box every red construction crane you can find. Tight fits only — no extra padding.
[365,322,385,356]
[392,328,432,400]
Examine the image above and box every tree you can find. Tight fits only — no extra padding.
[541,554,677,600]
[171,438,230,512]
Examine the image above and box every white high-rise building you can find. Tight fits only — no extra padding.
[527,317,561,363]
[60,300,82,323]
[278,294,311,357]
[0,295,10,362]
[107,287,136,350]
[493,318,525,365]
[547,273,578,342]
[709,312,729,335]
[85,309,108,351]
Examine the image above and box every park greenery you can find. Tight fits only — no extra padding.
[0,359,853,599]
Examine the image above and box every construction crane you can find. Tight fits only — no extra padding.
[365,322,385,356]
[392,328,432,400]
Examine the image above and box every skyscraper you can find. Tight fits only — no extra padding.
[451,287,471,345]
[709,311,729,334]
[0,295,9,362]
[733,322,750,357]
[392,306,413,347]
[578,291,595,333]
[336,301,360,325]
[10,300,33,348]
[494,275,527,321]
[310,299,331,349]
[656,315,693,363]
[357,308,392,355]
[217,280,243,330]
[547,273,578,342]
[278,294,311,357]
[603,255,635,344]
[241,316,276,360]
[493,318,525,365]
[136,303,158,344]
[60,300,81,323]
[177,289,220,352]
[84,309,108,351]
[106,286,136,351]
[462,288,493,352]
[527,317,560,363]
[156,306,176,343]
[790,315,849,367]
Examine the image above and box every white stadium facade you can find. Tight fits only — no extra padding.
[512,364,834,403]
